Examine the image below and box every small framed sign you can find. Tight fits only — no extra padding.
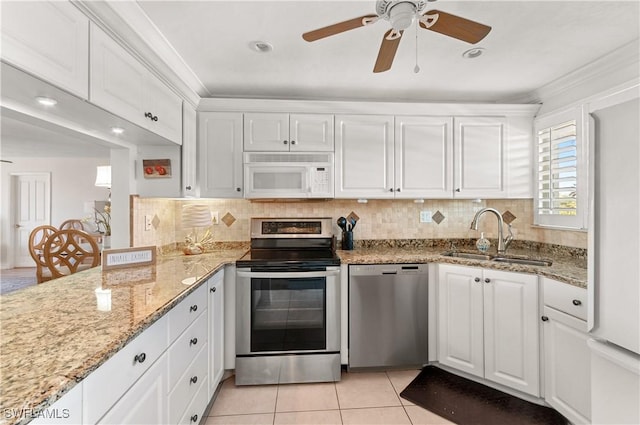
[102,246,157,271]
[142,159,172,179]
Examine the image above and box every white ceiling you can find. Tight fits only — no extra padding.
[137,0,640,103]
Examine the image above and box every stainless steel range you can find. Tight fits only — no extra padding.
[235,217,341,385]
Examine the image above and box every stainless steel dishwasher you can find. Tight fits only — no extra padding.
[349,264,429,369]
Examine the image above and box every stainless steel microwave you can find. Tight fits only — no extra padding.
[243,152,334,199]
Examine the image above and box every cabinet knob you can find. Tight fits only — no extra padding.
[190,337,198,346]
[291,140,296,145]
[190,304,198,313]
[572,299,582,306]
[134,353,146,364]
[283,140,288,144]
[210,287,216,293]
[541,316,549,322]
[396,188,401,192]
[474,277,481,283]
[185,185,192,191]
[144,112,152,119]
[389,188,394,192]
[456,188,461,192]
[190,414,198,423]
[236,187,242,192]
[152,115,158,122]
[484,278,491,283]
[190,376,198,384]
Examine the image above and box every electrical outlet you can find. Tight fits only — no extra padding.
[144,215,153,231]
[420,210,432,223]
[211,211,219,225]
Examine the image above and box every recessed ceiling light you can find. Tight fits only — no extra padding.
[35,96,57,106]
[111,127,125,135]
[462,47,485,59]
[249,41,273,53]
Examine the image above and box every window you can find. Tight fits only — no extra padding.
[534,108,587,229]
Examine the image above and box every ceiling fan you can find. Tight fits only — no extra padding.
[302,0,491,73]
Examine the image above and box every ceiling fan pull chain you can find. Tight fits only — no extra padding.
[414,18,420,73]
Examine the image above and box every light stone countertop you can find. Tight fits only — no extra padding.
[0,242,587,425]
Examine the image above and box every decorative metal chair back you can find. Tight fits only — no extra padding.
[59,219,85,231]
[28,225,58,284]
[43,229,100,279]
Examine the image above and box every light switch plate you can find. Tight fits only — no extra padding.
[144,215,153,231]
[420,210,432,223]
[211,211,219,225]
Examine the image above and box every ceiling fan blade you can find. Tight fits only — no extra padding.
[373,29,403,73]
[420,10,491,44]
[303,14,379,42]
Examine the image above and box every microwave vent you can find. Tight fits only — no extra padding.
[245,152,333,164]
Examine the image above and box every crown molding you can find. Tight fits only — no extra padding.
[73,0,204,108]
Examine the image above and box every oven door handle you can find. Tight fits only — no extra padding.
[236,269,340,279]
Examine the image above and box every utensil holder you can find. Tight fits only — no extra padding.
[342,231,354,250]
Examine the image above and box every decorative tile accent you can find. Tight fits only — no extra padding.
[151,214,160,230]
[221,212,236,227]
[502,210,517,225]
[432,210,445,225]
[347,211,360,224]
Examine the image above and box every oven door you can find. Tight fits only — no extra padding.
[236,267,340,355]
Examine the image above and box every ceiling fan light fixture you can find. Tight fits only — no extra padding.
[462,47,485,59]
[389,2,417,30]
[249,41,273,53]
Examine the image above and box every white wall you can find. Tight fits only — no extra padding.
[0,157,109,268]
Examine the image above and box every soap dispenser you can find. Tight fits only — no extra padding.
[476,232,491,253]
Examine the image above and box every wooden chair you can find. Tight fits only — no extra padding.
[43,229,100,279]
[59,219,85,231]
[28,225,58,284]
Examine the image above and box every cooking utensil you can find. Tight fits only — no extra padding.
[337,217,347,232]
[349,217,357,231]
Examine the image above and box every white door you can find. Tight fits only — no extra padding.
[13,173,51,267]
[483,269,540,396]
[289,114,334,151]
[437,264,484,378]
[243,112,290,151]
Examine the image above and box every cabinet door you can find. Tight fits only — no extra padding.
[208,270,225,395]
[395,116,453,198]
[0,1,89,98]
[199,112,244,198]
[97,354,168,425]
[437,264,484,378]
[483,269,539,396]
[454,117,507,198]
[182,104,198,197]
[144,72,183,144]
[290,114,334,151]
[90,24,148,130]
[244,112,290,151]
[335,114,394,198]
[543,307,591,424]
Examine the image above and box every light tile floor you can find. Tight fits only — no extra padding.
[205,370,455,425]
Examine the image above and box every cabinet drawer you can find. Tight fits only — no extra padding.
[543,277,587,321]
[83,315,168,424]
[178,375,209,425]
[168,311,208,389]
[169,284,207,343]
[168,343,208,424]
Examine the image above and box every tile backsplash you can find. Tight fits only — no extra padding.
[132,197,587,249]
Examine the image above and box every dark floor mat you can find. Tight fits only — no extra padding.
[400,366,568,425]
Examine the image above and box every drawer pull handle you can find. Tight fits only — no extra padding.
[190,304,198,313]
[541,316,549,322]
[210,287,216,293]
[134,353,146,364]
[190,376,198,384]
[190,337,198,346]
[572,299,582,306]
[190,414,198,423]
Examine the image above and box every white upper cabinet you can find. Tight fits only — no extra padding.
[244,112,334,152]
[0,1,89,99]
[335,115,395,199]
[90,24,182,144]
[395,116,453,198]
[454,117,507,198]
[182,104,198,197]
[199,112,244,198]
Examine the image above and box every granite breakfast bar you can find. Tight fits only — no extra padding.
[0,240,587,425]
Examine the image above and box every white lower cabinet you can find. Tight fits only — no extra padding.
[542,277,591,424]
[437,264,540,396]
[30,382,83,424]
[208,270,225,395]
[97,354,169,425]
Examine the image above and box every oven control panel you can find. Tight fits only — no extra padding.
[251,218,333,238]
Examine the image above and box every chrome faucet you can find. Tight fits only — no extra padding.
[470,208,514,254]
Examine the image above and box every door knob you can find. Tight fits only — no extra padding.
[14,224,23,228]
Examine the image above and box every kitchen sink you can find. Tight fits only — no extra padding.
[441,251,552,267]
[492,256,553,267]
[441,251,494,261]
